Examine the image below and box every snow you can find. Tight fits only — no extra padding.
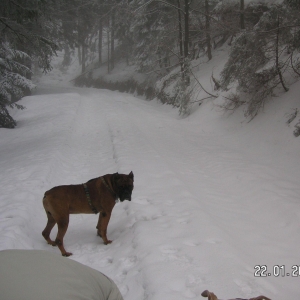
[1,51,300,300]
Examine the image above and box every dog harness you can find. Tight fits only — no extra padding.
[83,183,98,214]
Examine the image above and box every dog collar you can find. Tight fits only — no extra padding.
[83,183,98,214]
[100,177,118,201]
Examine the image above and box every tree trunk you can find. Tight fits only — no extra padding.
[107,29,110,73]
[183,0,190,85]
[126,40,129,66]
[177,0,184,73]
[110,11,115,70]
[78,46,82,65]
[275,16,288,92]
[98,18,103,65]
[183,0,189,58]
[62,44,71,67]
[81,39,86,73]
[205,0,212,60]
[177,0,183,59]
[240,0,245,30]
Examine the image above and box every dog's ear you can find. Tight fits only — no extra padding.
[129,171,134,180]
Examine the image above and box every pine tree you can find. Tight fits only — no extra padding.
[0,0,58,128]
[0,43,34,128]
[220,2,300,120]
[131,0,176,72]
[114,1,134,66]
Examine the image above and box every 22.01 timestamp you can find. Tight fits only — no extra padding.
[254,265,300,277]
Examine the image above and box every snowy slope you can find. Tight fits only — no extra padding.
[1,55,300,299]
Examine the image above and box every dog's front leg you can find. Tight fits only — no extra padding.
[96,211,112,244]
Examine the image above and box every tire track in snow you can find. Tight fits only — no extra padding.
[53,93,198,299]
[0,91,122,257]
[25,90,152,300]
[106,121,121,169]
[93,92,288,297]
[40,92,124,255]
[0,93,83,251]
[88,93,273,299]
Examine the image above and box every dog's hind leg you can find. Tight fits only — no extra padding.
[42,211,57,246]
[55,216,72,257]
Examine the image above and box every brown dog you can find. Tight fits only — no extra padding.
[42,172,134,256]
[201,290,271,300]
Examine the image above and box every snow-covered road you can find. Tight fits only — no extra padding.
[1,86,300,299]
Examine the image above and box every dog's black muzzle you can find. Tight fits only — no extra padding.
[119,187,133,202]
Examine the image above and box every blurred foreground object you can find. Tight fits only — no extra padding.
[0,249,123,300]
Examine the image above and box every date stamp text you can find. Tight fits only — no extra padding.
[254,265,300,277]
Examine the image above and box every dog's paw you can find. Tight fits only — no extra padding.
[104,240,113,245]
[62,252,73,257]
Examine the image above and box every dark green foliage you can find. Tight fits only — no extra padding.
[0,0,58,128]
[155,59,192,116]
[0,44,31,128]
[220,31,267,90]
[130,0,176,72]
[220,3,300,120]
[284,0,300,10]
[74,74,155,100]
[0,107,16,128]
[244,3,269,27]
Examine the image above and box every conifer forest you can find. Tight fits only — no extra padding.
[1,0,300,127]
